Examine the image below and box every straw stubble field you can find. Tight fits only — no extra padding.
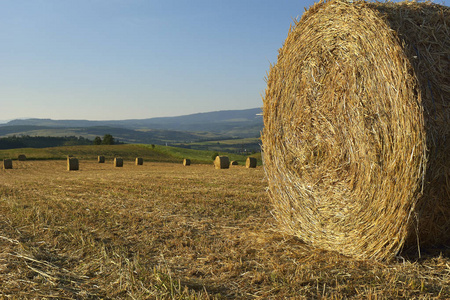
[1,160,449,299]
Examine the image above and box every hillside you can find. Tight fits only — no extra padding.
[4,108,263,136]
[1,108,263,148]
[0,125,217,145]
[0,144,259,165]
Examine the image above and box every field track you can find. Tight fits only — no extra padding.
[1,160,449,298]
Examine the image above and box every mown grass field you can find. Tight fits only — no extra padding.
[1,154,449,298]
[172,138,261,154]
[0,144,260,166]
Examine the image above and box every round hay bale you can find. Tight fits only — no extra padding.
[3,159,13,170]
[136,157,144,165]
[67,157,79,171]
[230,160,239,166]
[214,156,230,169]
[245,157,257,168]
[18,154,27,161]
[98,155,105,163]
[183,158,191,166]
[114,157,123,167]
[262,0,450,260]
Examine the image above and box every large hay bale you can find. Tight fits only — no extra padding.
[245,157,257,168]
[114,157,123,167]
[230,160,239,166]
[18,154,26,161]
[262,0,450,260]
[214,156,230,169]
[3,159,13,169]
[67,157,79,171]
[98,155,105,163]
[136,157,143,165]
[183,158,191,166]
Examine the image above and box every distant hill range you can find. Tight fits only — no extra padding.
[1,108,263,145]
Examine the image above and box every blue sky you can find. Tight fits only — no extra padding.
[0,0,314,121]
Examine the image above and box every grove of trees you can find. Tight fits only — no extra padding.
[93,134,115,145]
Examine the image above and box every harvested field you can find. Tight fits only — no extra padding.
[0,160,449,298]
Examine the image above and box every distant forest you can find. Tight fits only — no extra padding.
[0,135,119,149]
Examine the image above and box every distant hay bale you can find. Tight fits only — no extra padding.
[114,157,123,167]
[245,157,257,168]
[214,156,230,169]
[18,154,26,161]
[3,159,13,169]
[230,161,238,166]
[183,158,191,166]
[262,0,450,260]
[136,157,143,165]
[98,155,105,163]
[67,157,79,171]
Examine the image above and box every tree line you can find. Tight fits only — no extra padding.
[0,134,119,149]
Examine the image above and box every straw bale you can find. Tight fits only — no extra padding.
[136,157,143,165]
[214,156,230,169]
[245,157,257,168]
[230,161,239,166]
[3,159,13,169]
[18,154,26,161]
[183,158,191,166]
[262,0,450,260]
[114,157,123,167]
[67,157,79,171]
[98,155,105,163]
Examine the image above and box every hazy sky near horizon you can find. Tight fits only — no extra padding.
[1,0,315,121]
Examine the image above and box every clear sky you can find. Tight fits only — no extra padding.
[1,0,315,121]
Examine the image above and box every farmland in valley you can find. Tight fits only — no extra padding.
[0,147,449,299]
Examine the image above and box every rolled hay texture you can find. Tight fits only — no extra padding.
[246,157,257,168]
[98,155,105,163]
[262,0,450,261]
[136,157,144,165]
[114,157,123,167]
[67,157,79,171]
[183,158,191,166]
[3,159,13,169]
[18,154,26,161]
[214,156,230,169]
[230,161,239,166]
